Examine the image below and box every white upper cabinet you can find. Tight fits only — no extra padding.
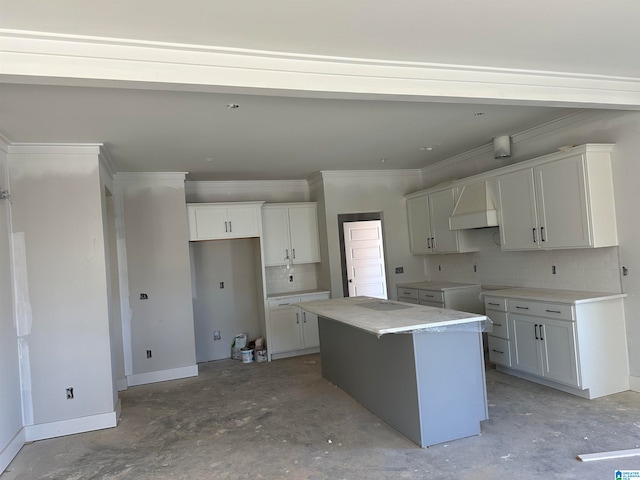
[262,203,320,266]
[187,202,263,241]
[406,188,477,254]
[497,145,617,250]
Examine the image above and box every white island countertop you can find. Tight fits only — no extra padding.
[298,296,488,337]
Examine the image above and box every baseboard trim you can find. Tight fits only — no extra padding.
[24,409,118,442]
[270,347,320,361]
[117,377,128,391]
[629,375,640,392]
[126,364,198,387]
[0,427,25,474]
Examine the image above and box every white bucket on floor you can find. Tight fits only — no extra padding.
[241,348,254,363]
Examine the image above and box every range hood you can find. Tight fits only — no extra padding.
[449,182,499,230]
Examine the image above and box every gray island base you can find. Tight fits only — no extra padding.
[300,296,490,448]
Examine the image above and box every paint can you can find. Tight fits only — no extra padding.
[241,347,254,363]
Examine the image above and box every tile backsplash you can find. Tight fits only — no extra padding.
[425,228,622,293]
[265,263,319,295]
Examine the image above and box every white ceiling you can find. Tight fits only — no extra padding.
[0,0,638,180]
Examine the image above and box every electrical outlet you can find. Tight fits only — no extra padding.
[140,293,148,300]
[146,350,152,358]
[395,266,404,274]
[219,282,224,289]
[66,387,74,399]
[213,330,221,340]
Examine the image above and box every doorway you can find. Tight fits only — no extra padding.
[338,213,388,299]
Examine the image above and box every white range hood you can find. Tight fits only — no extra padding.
[449,182,499,230]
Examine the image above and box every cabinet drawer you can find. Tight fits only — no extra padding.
[397,288,419,301]
[508,299,573,320]
[484,296,507,312]
[485,310,508,339]
[487,336,512,367]
[268,297,301,309]
[418,290,445,304]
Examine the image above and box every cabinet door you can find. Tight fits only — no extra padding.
[301,309,320,348]
[226,205,261,239]
[188,205,228,240]
[535,155,590,249]
[406,195,431,254]
[269,307,302,353]
[289,205,320,264]
[510,314,543,376]
[429,189,459,253]
[540,318,580,387]
[497,169,539,250]
[262,207,290,266]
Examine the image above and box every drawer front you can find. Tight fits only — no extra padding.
[484,296,507,312]
[508,299,573,320]
[419,299,444,308]
[487,336,512,367]
[268,296,302,310]
[418,290,445,304]
[299,293,330,303]
[485,310,508,339]
[397,287,419,301]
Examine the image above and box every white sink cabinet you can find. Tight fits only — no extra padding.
[267,292,329,360]
[483,289,628,399]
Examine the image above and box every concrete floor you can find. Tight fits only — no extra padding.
[3,354,640,480]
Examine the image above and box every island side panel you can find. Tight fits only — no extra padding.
[413,327,488,446]
[318,316,423,446]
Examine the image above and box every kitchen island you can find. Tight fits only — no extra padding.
[299,296,490,447]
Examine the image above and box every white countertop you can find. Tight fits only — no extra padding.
[298,296,487,337]
[396,281,481,291]
[267,289,330,299]
[481,287,626,304]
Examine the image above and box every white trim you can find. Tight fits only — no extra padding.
[1,30,639,108]
[126,364,198,387]
[24,409,118,442]
[116,377,128,392]
[7,143,103,155]
[0,428,25,474]
[186,180,310,202]
[114,172,187,183]
[320,169,421,179]
[629,375,640,392]
[0,133,10,153]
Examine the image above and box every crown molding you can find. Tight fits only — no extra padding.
[2,29,639,108]
[114,172,187,185]
[320,169,421,180]
[186,179,308,190]
[7,143,104,155]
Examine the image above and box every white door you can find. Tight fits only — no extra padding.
[497,169,539,250]
[343,220,387,299]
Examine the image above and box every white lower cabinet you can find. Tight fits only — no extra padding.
[484,291,629,399]
[267,292,329,360]
[510,314,578,387]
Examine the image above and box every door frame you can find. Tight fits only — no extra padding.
[338,212,387,297]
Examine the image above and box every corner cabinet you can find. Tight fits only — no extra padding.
[267,292,329,360]
[496,145,618,250]
[406,188,477,254]
[483,290,629,399]
[187,202,264,241]
[262,203,320,266]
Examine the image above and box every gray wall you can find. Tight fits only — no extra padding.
[116,174,197,379]
[8,146,115,426]
[312,171,424,300]
[0,139,22,470]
